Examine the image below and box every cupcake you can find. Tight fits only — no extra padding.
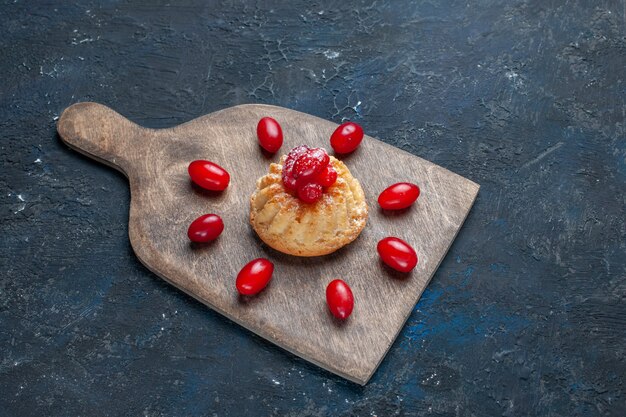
[250,146,368,257]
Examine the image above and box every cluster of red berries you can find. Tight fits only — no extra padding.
[281,145,336,203]
[184,115,422,321]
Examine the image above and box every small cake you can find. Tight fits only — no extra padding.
[250,146,368,257]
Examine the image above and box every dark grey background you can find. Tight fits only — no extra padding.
[1,1,625,416]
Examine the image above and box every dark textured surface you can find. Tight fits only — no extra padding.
[1,0,624,415]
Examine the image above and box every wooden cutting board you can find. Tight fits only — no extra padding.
[57,102,479,384]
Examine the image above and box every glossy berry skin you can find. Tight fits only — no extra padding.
[187,214,224,242]
[257,117,283,153]
[236,258,274,296]
[292,147,330,181]
[330,122,364,154]
[282,145,310,190]
[377,237,418,273]
[188,160,230,191]
[326,279,354,320]
[298,182,323,203]
[317,165,338,187]
[378,182,420,210]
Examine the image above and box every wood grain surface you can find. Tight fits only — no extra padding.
[57,102,479,384]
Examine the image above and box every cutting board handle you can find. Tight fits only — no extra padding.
[57,102,144,175]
